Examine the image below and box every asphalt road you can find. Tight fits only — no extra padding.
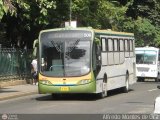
[0,81,160,114]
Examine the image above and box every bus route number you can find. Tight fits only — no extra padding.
[84,33,91,38]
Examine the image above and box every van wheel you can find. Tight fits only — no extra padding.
[122,74,129,93]
[155,73,160,82]
[138,77,144,82]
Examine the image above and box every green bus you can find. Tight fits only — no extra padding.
[34,27,136,98]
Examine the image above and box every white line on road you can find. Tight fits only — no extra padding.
[148,89,158,92]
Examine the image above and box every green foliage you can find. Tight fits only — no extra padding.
[36,0,56,25]
[134,18,156,47]
[154,28,160,47]
[0,0,160,48]
[0,0,4,20]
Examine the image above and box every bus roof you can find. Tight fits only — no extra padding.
[93,29,134,37]
[40,27,92,33]
[135,47,159,51]
[39,27,134,37]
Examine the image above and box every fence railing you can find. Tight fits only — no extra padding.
[0,48,33,81]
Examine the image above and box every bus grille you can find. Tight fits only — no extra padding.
[137,67,149,72]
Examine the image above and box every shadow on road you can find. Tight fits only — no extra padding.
[36,93,98,101]
[35,88,135,101]
[108,88,134,97]
[0,87,19,93]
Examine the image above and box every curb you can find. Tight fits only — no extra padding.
[0,91,38,101]
[0,80,28,88]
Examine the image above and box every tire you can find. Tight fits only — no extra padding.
[122,74,129,93]
[138,77,144,82]
[155,73,160,82]
[141,78,145,82]
[97,75,107,98]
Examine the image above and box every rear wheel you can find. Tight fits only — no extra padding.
[122,74,129,93]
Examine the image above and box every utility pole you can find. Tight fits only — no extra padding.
[69,0,72,26]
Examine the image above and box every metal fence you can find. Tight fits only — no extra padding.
[0,48,33,81]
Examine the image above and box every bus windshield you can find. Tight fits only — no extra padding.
[136,50,157,64]
[40,30,91,77]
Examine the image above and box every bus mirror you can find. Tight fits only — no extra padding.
[33,39,38,57]
[157,85,160,89]
[96,45,101,55]
[95,37,100,45]
[33,39,38,49]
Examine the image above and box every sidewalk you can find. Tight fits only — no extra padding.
[0,84,38,101]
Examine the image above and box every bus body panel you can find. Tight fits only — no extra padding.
[38,72,96,94]
[38,81,96,94]
[95,34,136,93]
[95,58,135,92]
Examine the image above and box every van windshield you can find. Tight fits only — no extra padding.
[136,50,157,64]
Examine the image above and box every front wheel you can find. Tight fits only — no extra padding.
[137,77,145,82]
[97,81,107,98]
[155,73,160,82]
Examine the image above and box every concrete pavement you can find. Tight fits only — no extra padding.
[0,84,38,101]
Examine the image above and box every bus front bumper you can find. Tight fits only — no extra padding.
[38,81,96,94]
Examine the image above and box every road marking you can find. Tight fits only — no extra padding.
[148,89,157,92]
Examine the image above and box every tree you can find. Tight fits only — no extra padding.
[1,0,57,48]
[125,0,160,46]
[0,0,16,20]
[1,0,160,48]
[134,18,156,46]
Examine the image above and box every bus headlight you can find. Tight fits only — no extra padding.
[77,79,91,85]
[40,80,52,85]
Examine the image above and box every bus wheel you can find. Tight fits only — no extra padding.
[98,76,107,98]
[122,74,129,93]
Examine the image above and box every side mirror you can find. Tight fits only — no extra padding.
[33,39,38,57]
[96,45,101,56]
[157,85,160,89]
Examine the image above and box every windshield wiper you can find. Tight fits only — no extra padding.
[67,39,80,52]
[51,41,63,52]
[65,39,80,59]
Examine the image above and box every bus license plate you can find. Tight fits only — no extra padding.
[60,87,69,91]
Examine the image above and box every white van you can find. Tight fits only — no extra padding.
[135,47,160,82]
